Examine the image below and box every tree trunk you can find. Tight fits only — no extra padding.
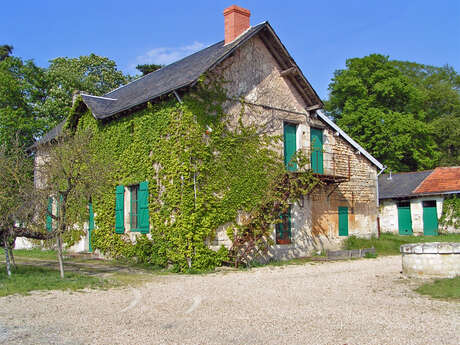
[8,247,16,269]
[4,245,11,277]
[56,234,64,279]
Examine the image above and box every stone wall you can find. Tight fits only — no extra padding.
[209,34,379,259]
[401,242,460,278]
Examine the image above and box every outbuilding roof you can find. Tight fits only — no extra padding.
[378,170,433,199]
[413,166,460,195]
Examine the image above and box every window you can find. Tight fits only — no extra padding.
[422,200,436,208]
[276,206,292,244]
[130,184,139,230]
[115,181,149,234]
[283,123,297,171]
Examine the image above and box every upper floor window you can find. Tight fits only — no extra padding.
[283,122,297,171]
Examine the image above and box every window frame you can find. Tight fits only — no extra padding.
[129,184,140,232]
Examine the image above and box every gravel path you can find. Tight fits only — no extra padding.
[0,256,458,345]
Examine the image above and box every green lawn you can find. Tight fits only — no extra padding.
[344,232,460,256]
[0,265,113,297]
[12,248,61,260]
[416,276,460,300]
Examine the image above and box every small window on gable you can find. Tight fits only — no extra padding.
[397,201,410,208]
[276,206,292,244]
[422,200,436,208]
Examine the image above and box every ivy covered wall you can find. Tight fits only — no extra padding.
[73,81,285,271]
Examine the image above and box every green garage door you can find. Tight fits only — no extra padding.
[397,201,412,235]
[423,200,438,236]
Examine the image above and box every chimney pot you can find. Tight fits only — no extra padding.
[223,5,251,45]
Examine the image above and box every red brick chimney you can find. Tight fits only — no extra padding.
[224,5,251,45]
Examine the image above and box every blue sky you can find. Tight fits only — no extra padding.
[4,0,459,99]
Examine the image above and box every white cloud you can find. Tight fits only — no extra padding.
[136,41,207,66]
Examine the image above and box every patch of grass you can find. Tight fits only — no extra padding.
[344,233,460,256]
[13,248,60,260]
[0,265,113,297]
[415,276,460,300]
[364,252,378,258]
[240,256,315,269]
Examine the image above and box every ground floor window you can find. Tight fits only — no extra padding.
[115,181,150,234]
[276,206,292,244]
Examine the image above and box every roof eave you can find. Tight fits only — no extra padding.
[315,109,384,170]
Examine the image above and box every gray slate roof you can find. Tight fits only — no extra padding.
[81,22,268,119]
[32,119,66,148]
[378,170,433,199]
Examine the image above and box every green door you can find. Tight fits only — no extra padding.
[338,207,348,236]
[423,201,438,236]
[284,123,297,171]
[397,202,412,235]
[88,202,94,252]
[310,128,323,174]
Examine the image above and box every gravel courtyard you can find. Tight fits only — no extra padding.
[0,256,458,345]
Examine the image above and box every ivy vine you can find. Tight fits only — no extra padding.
[67,77,319,271]
[439,195,460,231]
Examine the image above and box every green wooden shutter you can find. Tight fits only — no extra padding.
[338,206,348,236]
[115,185,125,234]
[46,197,53,232]
[138,181,150,234]
[88,202,94,252]
[276,206,292,244]
[310,128,324,174]
[284,123,297,171]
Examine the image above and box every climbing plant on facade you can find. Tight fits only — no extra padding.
[65,76,319,271]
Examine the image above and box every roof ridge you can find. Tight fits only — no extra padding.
[380,169,434,175]
[103,40,224,98]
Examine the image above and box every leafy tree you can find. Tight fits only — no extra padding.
[0,44,13,61]
[136,63,163,76]
[0,137,53,276]
[0,55,48,148]
[325,54,440,172]
[391,61,460,166]
[38,127,114,278]
[38,54,129,125]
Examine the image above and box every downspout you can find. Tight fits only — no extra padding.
[376,166,387,238]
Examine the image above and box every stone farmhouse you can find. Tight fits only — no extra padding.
[27,5,384,260]
[379,166,460,236]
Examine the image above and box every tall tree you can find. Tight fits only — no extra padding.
[38,54,129,125]
[0,55,48,148]
[325,54,440,172]
[391,61,460,166]
[136,63,163,76]
[0,44,13,61]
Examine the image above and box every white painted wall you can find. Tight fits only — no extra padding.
[379,195,457,235]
